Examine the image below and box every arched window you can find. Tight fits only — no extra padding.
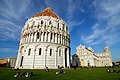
[59,49,61,56]
[50,49,52,56]
[39,48,42,55]
[27,24,29,29]
[33,21,35,25]
[31,21,35,29]
[41,20,43,24]
[28,48,31,55]
[37,32,39,39]
[49,21,51,25]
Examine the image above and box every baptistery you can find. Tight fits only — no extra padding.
[15,8,70,69]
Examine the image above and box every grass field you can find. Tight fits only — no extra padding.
[0,67,120,80]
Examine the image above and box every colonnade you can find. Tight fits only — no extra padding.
[21,31,70,46]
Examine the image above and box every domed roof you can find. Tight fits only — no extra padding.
[34,7,59,19]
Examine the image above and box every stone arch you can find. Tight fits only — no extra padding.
[56,46,62,51]
[46,45,51,50]
[25,44,35,56]
[19,46,24,53]
[46,45,56,55]
[57,46,63,57]
[35,44,41,49]
[24,44,29,50]
[34,44,42,56]
[45,45,56,67]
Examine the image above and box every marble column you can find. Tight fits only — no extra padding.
[28,34,30,42]
[31,33,33,42]
[55,48,58,67]
[44,49,47,67]
[63,49,65,67]
[44,32,47,42]
[58,34,60,44]
[39,32,41,42]
[67,48,70,67]
[61,35,63,44]
[55,33,57,43]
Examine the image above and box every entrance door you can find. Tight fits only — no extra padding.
[80,59,84,67]
[76,61,79,67]
[65,48,67,67]
[20,56,24,67]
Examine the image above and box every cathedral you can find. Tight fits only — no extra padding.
[15,8,70,69]
[72,44,113,67]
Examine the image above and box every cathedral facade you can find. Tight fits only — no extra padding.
[72,44,112,67]
[15,8,70,69]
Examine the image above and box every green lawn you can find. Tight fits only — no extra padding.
[0,67,120,80]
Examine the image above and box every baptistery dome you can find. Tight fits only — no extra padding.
[15,8,70,69]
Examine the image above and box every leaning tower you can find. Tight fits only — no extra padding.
[15,8,70,69]
[104,46,113,66]
[104,46,110,54]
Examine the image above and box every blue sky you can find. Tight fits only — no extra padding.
[0,0,120,61]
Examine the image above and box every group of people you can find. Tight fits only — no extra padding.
[44,66,67,74]
[56,65,67,74]
[14,72,33,77]
[107,68,120,73]
[56,69,67,74]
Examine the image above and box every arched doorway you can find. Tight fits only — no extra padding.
[80,59,84,67]
[20,56,24,67]
[65,48,67,67]
[76,61,78,67]
[19,46,24,67]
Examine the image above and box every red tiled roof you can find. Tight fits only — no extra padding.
[34,7,59,19]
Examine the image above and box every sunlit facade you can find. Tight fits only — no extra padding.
[72,44,112,67]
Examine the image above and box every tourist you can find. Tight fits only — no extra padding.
[20,72,27,77]
[107,69,110,73]
[56,69,67,74]
[25,72,29,77]
[14,72,20,77]
[45,66,49,72]
[58,65,60,69]
[28,72,33,77]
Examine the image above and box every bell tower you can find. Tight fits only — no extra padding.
[104,46,110,54]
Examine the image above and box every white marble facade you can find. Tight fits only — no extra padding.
[72,44,113,67]
[15,8,70,69]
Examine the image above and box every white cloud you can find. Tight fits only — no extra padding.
[0,47,17,53]
[67,20,84,32]
[0,0,31,41]
[67,0,85,32]
[81,0,120,46]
